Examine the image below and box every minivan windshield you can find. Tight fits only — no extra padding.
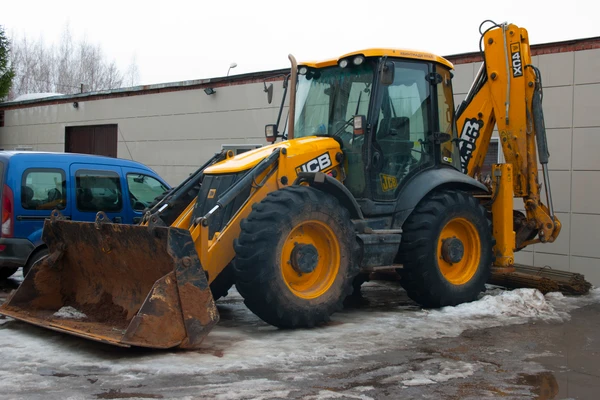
[293,63,374,139]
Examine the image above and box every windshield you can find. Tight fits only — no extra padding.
[293,63,374,138]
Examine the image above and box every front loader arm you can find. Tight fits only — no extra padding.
[190,149,282,282]
[456,22,560,261]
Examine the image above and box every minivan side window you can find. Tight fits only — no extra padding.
[22,169,67,210]
[75,170,123,212]
[126,174,169,211]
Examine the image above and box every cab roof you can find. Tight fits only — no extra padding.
[300,48,454,70]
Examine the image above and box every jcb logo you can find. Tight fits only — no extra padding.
[380,173,398,192]
[459,118,484,173]
[511,43,523,77]
[296,153,332,174]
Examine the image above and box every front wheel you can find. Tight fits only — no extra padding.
[234,186,359,328]
[397,190,492,308]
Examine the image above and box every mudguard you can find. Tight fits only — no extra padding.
[393,167,489,228]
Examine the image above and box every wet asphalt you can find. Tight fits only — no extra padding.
[1,275,599,400]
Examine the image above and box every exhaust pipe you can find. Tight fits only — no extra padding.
[287,54,298,140]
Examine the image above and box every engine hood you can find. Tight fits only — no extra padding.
[204,137,341,174]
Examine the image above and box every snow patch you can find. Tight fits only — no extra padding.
[304,390,375,400]
[353,386,375,392]
[12,93,64,102]
[432,288,569,322]
[53,306,87,319]
[0,286,599,393]
[370,358,478,387]
[193,379,292,400]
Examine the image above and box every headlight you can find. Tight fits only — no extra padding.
[339,59,349,68]
[265,124,278,143]
[353,55,365,65]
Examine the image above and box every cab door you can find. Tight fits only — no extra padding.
[69,164,127,224]
[368,60,435,201]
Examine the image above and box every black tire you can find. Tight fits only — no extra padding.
[397,190,492,308]
[233,186,359,328]
[22,247,49,278]
[210,264,235,301]
[0,267,18,280]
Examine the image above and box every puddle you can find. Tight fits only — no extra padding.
[517,371,559,399]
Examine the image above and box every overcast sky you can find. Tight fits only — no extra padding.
[2,0,598,86]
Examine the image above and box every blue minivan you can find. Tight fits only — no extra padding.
[0,151,170,279]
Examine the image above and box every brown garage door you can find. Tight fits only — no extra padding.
[65,124,118,158]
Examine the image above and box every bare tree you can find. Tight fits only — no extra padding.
[124,55,140,88]
[7,24,140,100]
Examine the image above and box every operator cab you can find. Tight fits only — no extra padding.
[289,49,460,210]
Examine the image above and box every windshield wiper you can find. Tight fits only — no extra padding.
[331,90,363,137]
[330,117,354,137]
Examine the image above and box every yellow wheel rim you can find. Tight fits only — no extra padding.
[281,220,341,300]
[437,217,481,285]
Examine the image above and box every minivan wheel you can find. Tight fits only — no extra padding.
[0,267,18,280]
[22,247,49,278]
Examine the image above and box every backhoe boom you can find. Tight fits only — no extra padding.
[456,22,561,267]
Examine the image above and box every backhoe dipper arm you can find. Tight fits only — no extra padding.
[455,22,561,258]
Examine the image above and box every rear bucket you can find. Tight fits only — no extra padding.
[0,214,218,349]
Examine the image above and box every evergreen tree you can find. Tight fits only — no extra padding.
[0,25,15,100]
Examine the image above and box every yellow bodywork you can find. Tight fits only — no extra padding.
[491,164,516,268]
[204,137,340,174]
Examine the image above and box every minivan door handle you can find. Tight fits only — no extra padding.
[112,216,122,223]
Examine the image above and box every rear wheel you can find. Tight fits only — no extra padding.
[234,186,359,328]
[397,190,492,308]
[0,267,18,280]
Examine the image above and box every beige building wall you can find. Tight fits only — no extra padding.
[0,81,285,185]
[452,47,600,285]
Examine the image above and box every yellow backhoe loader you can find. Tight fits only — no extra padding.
[0,21,590,349]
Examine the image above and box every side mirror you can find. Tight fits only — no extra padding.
[353,115,367,136]
[264,83,274,104]
[380,61,395,85]
[265,124,278,143]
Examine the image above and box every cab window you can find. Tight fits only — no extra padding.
[75,170,122,212]
[21,169,67,210]
[127,174,169,211]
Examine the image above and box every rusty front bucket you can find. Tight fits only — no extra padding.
[0,215,219,349]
